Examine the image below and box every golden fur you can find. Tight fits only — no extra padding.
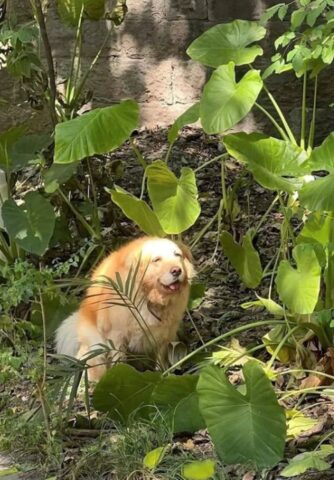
[56,236,195,381]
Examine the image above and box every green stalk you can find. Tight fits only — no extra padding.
[58,188,100,240]
[165,142,174,164]
[253,194,279,236]
[254,102,289,141]
[263,83,297,144]
[266,325,300,370]
[163,319,286,375]
[194,153,228,174]
[86,158,101,237]
[66,4,84,106]
[307,75,318,150]
[72,30,112,108]
[300,72,307,150]
[130,138,147,170]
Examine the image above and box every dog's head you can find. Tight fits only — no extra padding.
[132,238,195,304]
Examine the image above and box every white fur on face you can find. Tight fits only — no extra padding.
[140,238,189,291]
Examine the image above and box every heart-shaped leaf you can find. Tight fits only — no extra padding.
[200,63,263,134]
[197,362,286,469]
[146,161,200,234]
[55,100,139,164]
[224,133,308,192]
[152,374,205,434]
[181,459,216,480]
[187,20,266,67]
[221,230,262,288]
[93,364,161,422]
[2,192,55,255]
[168,103,200,144]
[276,244,321,314]
[111,186,165,237]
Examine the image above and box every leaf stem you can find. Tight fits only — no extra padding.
[307,75,318,150]
[58,187,100,240]
[30,0,57,126]
[300,72,307,149]
[254,102,289,141]
[164,320,286,375]
[194,153,228,173]
[263,83,297,144]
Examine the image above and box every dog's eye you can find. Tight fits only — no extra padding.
[174,252,182,258]
[152,256,161,263]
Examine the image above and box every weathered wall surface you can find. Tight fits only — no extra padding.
[1,0,334,138]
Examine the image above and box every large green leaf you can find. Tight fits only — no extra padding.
[224,133,308,193]
[276,244,321,314]
[93,364,161,422]
[110,186,165,237]
[221,230,262,288]
[168,103,200,144]
[200,63,263,134]
[57,0,105,26]
[197,362,286,469]
[187,20,266,68]
[2,192,55,255]
[299,174,334,211]
[307,132,334,172]
[146,161,200,234]
[152,374,205,433]
[54,100,139,164]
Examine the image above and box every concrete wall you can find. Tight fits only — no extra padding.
[1,0,334,138]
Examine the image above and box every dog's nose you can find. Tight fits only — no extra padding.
[171,267,182,277]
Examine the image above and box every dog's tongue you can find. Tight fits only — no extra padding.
[168,281,180,291]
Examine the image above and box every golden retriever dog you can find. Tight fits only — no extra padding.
[55,236,195,381]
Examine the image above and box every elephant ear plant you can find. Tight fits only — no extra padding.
[181,1,334,364]
[88,1,334,476]
[0,0,134,263]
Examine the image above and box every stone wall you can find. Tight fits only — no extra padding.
[2,0,334,138]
